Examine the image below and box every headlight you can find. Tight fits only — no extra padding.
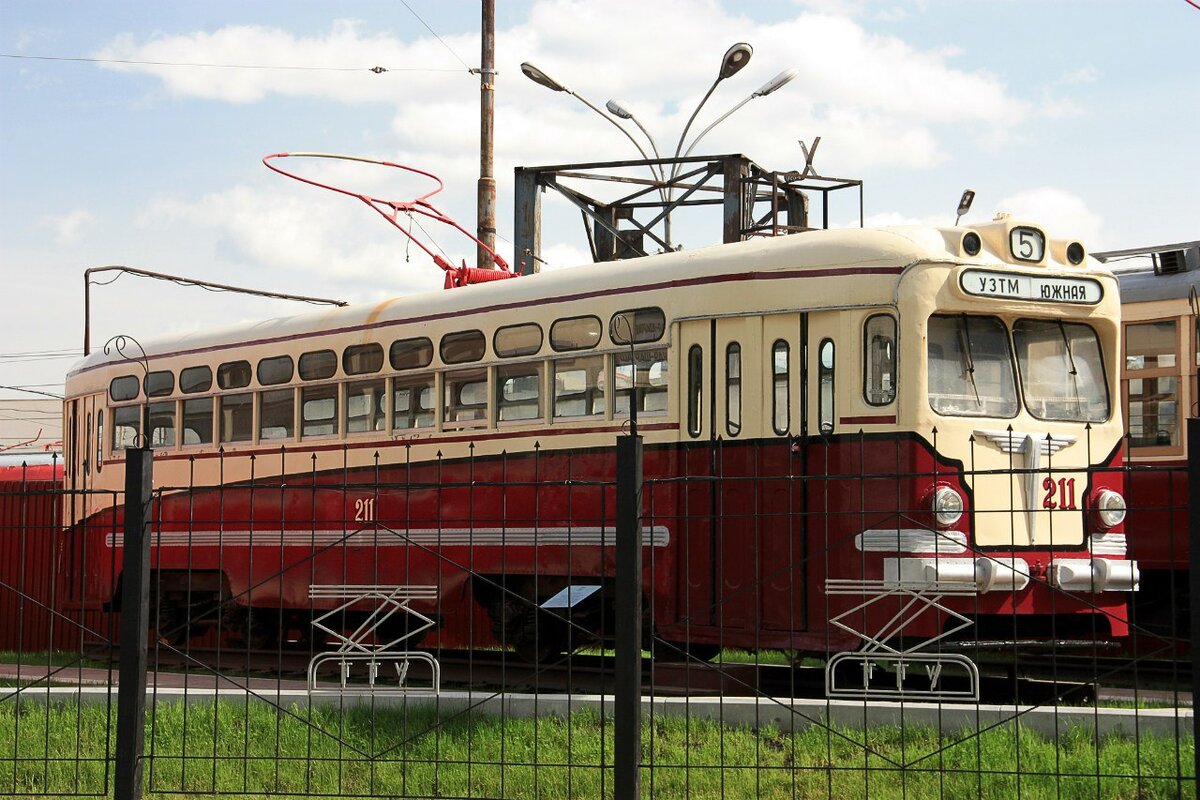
[933,485,964,528]
[1094,489,1126,529]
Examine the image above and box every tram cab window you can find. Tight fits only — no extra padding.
[219,393,253,444]
[444,369,488,425]
[610,307,666,345]
[614,348,668,417]
[927,314,1017,418]
[498,363,542,422]
[347,379,387,433]
[112,406,140,451]
[95,410,103,471]
[260,389,295,440]
[1126,320,1179,447]
[818,340,835,435]
[301,384,338,437]
[394,377,435,430]
[182,398,213,445]
[863,315,897,406]
[147,402,175,448]
[554,356,605,418]
[771,341,789,435]
[144,371,174,398]
[726,343,741,437]
[1014,319,1108,423]
[218,361,252,390]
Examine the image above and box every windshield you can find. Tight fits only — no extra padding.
[927,314,1018,417]
[1012,319,1108,422]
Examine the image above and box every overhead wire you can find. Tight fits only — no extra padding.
[397,0,473,71]
[0,52,466,73]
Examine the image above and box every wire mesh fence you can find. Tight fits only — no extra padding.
[0,427,1195,798]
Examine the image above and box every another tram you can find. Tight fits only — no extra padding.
[1098,241,1198,637]
[62,215,1137,668]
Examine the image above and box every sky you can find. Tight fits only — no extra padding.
[1,0,1198,406]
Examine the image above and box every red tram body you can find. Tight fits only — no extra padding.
[61,219,1138,676]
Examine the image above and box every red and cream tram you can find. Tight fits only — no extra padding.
[62,214,1137,663]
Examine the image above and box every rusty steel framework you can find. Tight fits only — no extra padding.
[512,152,863,273]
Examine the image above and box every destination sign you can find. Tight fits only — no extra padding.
[960,269,1102,305]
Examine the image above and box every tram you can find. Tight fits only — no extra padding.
[1097,241,1198,637]
[62,213,1137,667]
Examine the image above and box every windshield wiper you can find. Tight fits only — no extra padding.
[959,314,981,407]
[1056,319,1082,412]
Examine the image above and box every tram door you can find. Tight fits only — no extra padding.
[677,315,808,636]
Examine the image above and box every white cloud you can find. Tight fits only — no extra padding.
[993,187,1105,247]
[45,209,97,243]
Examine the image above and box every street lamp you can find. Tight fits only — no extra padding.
[520,62,654,165]
[679,68,799,160]
[670,43,754,166]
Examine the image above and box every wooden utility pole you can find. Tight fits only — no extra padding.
[477,0,497,268]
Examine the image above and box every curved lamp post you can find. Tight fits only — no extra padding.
[679,68,799,160]
[520,62,654,165]
[670,42,754,167]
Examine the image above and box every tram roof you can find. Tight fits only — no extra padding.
[67,222,1095,377]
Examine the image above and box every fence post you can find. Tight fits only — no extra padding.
[615,433,644,799]
[1189,416,1200,792]
[115,447,152,800]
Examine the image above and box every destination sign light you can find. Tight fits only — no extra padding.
[960,269,1102,304]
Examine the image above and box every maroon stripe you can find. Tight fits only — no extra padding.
[71,265,905,378]
[839,414,897,425]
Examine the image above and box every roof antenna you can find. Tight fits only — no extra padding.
[955,189,975,226]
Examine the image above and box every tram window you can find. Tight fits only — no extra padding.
[1128,376,1178,447]
[147,401,176,448]
[390,337,434,371]
[818,340,835,434]
[771,341,789,435]
[394,377,435,430]
[498,363,542,422]
[179,365,213,394]
[554,355,605,418]
[1014,319,1108,423]
[863,315,897,406]
[444,369,488,425]
[301,384,338,437]
[927,314,1017,418]
[84,412,91,476]
[347,379,386,433]
[611,307,666,345]
[495,323,543,358]
[112,406,140,451]
[550,316,602,352]
[441,330,486,365]
[182,398,213,445]
[299,350,337,381]
[257,356,294,386]
[687,345,703,438]
[218,393,253,444]
[144,371,174,398]
[614,348,668,417]
[217,360,252,390]
[343,343,384,375]
[726,343,741,437]
[95,410,103,471]
[1125,321,1176,371]
[259,389,295,440]
[110,375,140,402]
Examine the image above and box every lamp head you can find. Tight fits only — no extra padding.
[718,42,753,80]
[521,62,567,92]
[754,67,798,97]
[605,99,634,119]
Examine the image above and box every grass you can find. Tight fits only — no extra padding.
[0,697,1192,799]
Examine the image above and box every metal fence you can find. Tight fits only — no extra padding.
[1,424,1196,799]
